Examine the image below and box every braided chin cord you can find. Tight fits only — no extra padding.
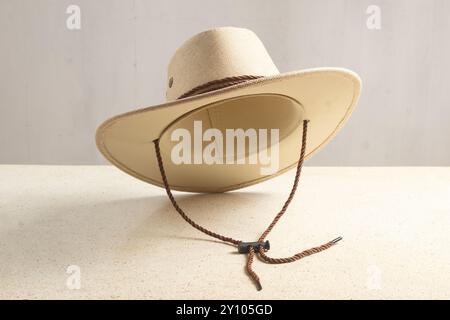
[153,120,342,291]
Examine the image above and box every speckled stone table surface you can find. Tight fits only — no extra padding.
[1,165,449,299]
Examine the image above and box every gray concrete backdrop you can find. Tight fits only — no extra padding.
[0,0,449,165]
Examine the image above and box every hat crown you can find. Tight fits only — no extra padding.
[166,27,280,101]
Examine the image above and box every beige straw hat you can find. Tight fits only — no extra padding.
[96,26,361,192]
[96,26,362,291]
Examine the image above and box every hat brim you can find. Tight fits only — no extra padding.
[96,68,361,192]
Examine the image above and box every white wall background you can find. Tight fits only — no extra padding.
[0,0,449,165]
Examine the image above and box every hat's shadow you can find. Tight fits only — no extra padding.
[1,190,271,281]
[122,191,270,249]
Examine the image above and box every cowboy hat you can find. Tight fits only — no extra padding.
[96,27,361,193]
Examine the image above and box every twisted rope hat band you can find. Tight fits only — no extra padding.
[153,76,342,291]
[177,75,263,99]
